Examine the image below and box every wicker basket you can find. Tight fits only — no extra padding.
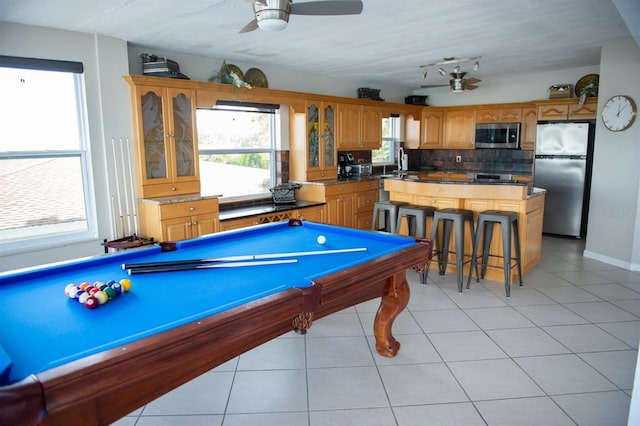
[269,183,301,204]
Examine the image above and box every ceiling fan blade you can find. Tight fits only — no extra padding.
[465,78,481,85]
[239,18,259,33]
[290,0,363,15]
[465,84,479,90]
[420,84,449,89]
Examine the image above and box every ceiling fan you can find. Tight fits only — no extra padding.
[420,57,482,93]
[240,0,364,33]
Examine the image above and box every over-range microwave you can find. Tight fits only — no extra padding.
[474,123,521,149]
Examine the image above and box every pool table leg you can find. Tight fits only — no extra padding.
[374,271,410,357]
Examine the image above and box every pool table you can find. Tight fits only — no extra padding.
[0,219,432,426]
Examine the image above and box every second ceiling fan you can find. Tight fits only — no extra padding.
[240,0,364,33]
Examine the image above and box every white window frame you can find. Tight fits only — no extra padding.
[372,115,400,165]
[0,57,96,253]
[197,103,279,202]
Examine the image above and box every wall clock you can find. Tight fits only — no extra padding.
[602,95,637,132]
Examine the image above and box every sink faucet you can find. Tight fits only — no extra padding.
[397,147,404,172]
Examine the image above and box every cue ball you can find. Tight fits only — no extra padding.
[316,235,326,245]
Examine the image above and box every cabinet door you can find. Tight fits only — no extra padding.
[306,101,337,178]
[137,86,171,185]
[325,194,354,227]
[337,103,362,149]
[404,113,421,149]
[361,107,382,149]
[421,109,444,148]
[162,217,191,241]
[444,110,476,148]
[520,107,538,150]
[568,102,597,120]
[192,212,218,237]
[537,104,568,121]
[523,207,543,268]
[168,88,198,182]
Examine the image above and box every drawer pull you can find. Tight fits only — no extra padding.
[190,207,195,211]
[171,187,177,191]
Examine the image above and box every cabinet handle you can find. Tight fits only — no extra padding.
[189,207,195,211]
[192,221,197,225]
[187,222,192,227]
[171,187,177,191]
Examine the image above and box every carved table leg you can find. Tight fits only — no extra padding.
[374,271,410,357]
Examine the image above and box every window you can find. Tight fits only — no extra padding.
[372,115,400,165]
[197,103,279,201]
[0,57,94,250]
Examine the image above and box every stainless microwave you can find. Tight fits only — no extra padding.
[474,123,521,149]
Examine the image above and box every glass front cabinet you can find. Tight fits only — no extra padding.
[301,100,337,181]
[130,84,200,198]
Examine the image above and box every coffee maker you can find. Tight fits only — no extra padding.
[338,153,356,178]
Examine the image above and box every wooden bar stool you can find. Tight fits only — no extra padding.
[371,201,406,233]
[467,210,523,297]
[428,208,477,292]
[395,205,436,238]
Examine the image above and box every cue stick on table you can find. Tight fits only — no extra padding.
[122,247,368,271]
[126,259,298,274]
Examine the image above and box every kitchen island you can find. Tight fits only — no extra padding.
[385,177,545,284]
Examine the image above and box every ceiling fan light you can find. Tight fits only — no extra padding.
[438,68,446,76]
[256,9,290,31]
[453,65,460,73]
[474,61,480,71]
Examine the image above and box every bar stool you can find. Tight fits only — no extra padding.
[430,208,477,292]
[371,201,406,233]
[466,210,523,297]
[395,205,436,238]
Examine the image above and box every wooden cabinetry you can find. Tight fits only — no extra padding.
[324,184,355,227]
[353,180,379,229]
[419,109,445,149]
[290,100,337,181]
[337,103,383,150]
[138,198,219,242]
[444,109,476,148]
[126,81,200,198]
[520,106,538,150]
[536,98,597,121]
[476,107,522,123]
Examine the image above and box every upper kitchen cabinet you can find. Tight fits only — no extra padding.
[476,107,522,123]
[421,109,445,149]
[290,100,337,181]
[520,106,538,150]
[536,98,598,121]
[337,103,383,150]
[126,81,200,198]
[444,109,476,148]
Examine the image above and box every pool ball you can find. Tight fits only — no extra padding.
[94,291,108,305]
[119,279,131,292]
[316,235,327,245]
[84,296,99,309]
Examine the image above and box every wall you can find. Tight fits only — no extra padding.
[584,38,640,270]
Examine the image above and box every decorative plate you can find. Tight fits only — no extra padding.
[220,62,244,84]
[575,74,599,97]
[244,68,268,88]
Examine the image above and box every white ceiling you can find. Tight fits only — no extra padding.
[1,0,636,90]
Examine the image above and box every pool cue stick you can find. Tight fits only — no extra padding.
[127,259,297,275]
[122,247,367,271]
[110,195,119,241]
[124,137,139,236]
[118,138,132,237]
[111,138,125,238]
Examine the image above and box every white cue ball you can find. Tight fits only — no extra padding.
[316,235,327,245]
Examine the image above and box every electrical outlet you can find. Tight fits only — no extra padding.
[456,155,462,163]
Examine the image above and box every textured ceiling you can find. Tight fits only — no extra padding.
[0,0,635,90]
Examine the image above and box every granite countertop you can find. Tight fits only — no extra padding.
[139,192,222,205]
[219,200,325,221]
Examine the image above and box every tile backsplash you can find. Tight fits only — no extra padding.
[413,148,533,175]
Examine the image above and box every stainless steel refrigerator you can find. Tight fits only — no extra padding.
[533,121,594,238]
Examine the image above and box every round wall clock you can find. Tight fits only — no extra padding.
[602,95,637,132]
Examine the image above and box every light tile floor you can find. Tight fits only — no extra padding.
[113,236,639,425]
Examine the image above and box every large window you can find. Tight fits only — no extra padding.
[372,115,400,165]
[197,103,279,201]
[0,57,94,250]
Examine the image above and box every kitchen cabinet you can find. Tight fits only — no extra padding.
[290,100,337,181]
[289,99,338,182]
[521,196,544,268]
[476,107,522,123]
[444,109,476,148]
[536,98,597,121]
[127,83,200,198]
[353,180,378,230]
[337,103,383,150]
[407,109,445,149]
[296,182,365,228]
[138,198,219,242]
[520,106,538,150]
